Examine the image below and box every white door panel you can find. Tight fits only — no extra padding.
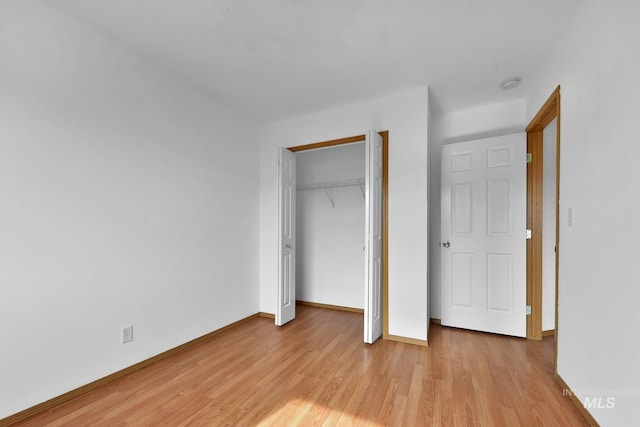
[441,134,526,337]
[277,147,296,326]
[364,130,383,344]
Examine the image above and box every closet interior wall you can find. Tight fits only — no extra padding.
[295,143,366,310]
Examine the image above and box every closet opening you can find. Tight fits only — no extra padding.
[296,142,367,314]
[277,132,389,343]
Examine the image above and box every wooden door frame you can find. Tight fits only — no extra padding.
[526,86,560,365]
[288,131,390,340]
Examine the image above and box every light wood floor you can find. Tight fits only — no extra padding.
[13,305,589,426]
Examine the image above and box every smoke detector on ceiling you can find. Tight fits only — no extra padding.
[500,77,521,90]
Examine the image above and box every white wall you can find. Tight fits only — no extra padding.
[527,1,640,424]
[260,87,429,341]
[542,118,557,331]
[428,100,527,319]
[296,144,365,309]
[0,0,259,418]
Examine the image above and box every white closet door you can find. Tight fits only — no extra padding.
[364,130,383,344]
[277,147,296,326]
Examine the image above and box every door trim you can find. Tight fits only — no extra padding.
[525,86,560,371]
[288,135,367,152]
[287,131,389,340]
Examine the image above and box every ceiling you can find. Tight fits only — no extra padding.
[48,0,583,122]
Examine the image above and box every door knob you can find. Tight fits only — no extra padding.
[442,241,450,248]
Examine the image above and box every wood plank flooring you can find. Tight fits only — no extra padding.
[11,305,589,426]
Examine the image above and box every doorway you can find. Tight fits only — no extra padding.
[295,142,366,311]
[526,86,561,366]
[276,131,389,343]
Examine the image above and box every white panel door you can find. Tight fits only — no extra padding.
[277,147,296,326]
[441,134,526,337]
[364,130,383,344]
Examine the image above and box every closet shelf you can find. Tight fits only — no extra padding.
[296,178,364,191]
[297,179,366,209]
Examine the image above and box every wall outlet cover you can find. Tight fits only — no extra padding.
[122,325,133,344]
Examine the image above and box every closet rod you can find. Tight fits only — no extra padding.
[296,178,364,191]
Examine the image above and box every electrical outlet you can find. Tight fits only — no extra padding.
[122,325,133,344]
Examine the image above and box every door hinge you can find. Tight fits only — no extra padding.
[526,305,532,316]
[526,153,533,163]
[526,229,532,240]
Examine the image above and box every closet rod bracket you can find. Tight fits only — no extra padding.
[323,187,335,209]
